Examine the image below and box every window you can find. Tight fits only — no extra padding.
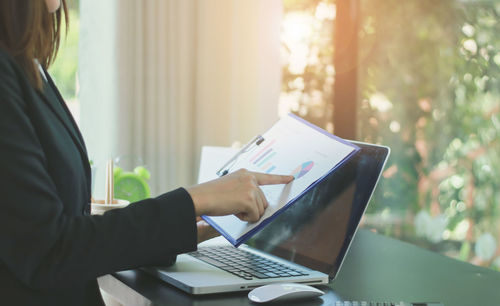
[48,0,80,124]
[280,0,336,132]
[281,0,500,271]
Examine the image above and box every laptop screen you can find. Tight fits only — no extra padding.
[246,142,389,279]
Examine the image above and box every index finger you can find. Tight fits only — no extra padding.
[251,172,294,185]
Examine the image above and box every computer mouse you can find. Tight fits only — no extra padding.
[248,283,324,303]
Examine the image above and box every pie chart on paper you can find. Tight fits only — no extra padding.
[291,161,314,179]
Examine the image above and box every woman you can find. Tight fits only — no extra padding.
[0,0,293,304]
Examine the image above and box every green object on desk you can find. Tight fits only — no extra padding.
[113,166,151,203]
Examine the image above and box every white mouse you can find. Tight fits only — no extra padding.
[248,283,324,303]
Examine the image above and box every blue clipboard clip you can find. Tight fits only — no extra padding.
[216,135,265,177]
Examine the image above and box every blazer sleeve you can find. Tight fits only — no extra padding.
[0,57,197,290]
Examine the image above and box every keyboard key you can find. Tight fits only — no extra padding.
[234,271,253,280]
[263,272,279,278]
[241,269,268,279]
[226,267,240,272]
[251,272,268,279]
[277,272,291,277]
[196,256,228,268]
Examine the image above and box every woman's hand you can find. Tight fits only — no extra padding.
[186,169,294,222]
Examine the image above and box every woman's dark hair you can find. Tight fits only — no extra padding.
[0,0,68,90]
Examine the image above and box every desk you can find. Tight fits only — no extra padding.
[98,229,500,306]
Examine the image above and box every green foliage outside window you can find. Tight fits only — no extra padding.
[281,0,500,270]
[48,4,80,101]
[358,0,500,270]
[280,0,336,131]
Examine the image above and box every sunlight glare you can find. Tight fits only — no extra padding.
[315,2,336,21]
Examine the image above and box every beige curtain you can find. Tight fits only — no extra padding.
[80,0,282,196]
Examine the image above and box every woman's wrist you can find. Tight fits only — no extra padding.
[186,185,210,216]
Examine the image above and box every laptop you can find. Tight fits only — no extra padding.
[144,141,390,294]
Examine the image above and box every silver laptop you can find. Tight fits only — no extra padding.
[144,141,390,295]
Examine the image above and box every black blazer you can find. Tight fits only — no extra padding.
[0,49,197,305]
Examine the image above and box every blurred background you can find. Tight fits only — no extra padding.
[52,0,499,271]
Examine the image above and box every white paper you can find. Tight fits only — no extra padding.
[198,146,238,184]
[199,115,357,245]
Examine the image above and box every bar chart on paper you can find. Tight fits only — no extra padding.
[246,139,315,178]
[249,139,278,173]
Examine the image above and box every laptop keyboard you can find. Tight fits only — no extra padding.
[189,246,309,280]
